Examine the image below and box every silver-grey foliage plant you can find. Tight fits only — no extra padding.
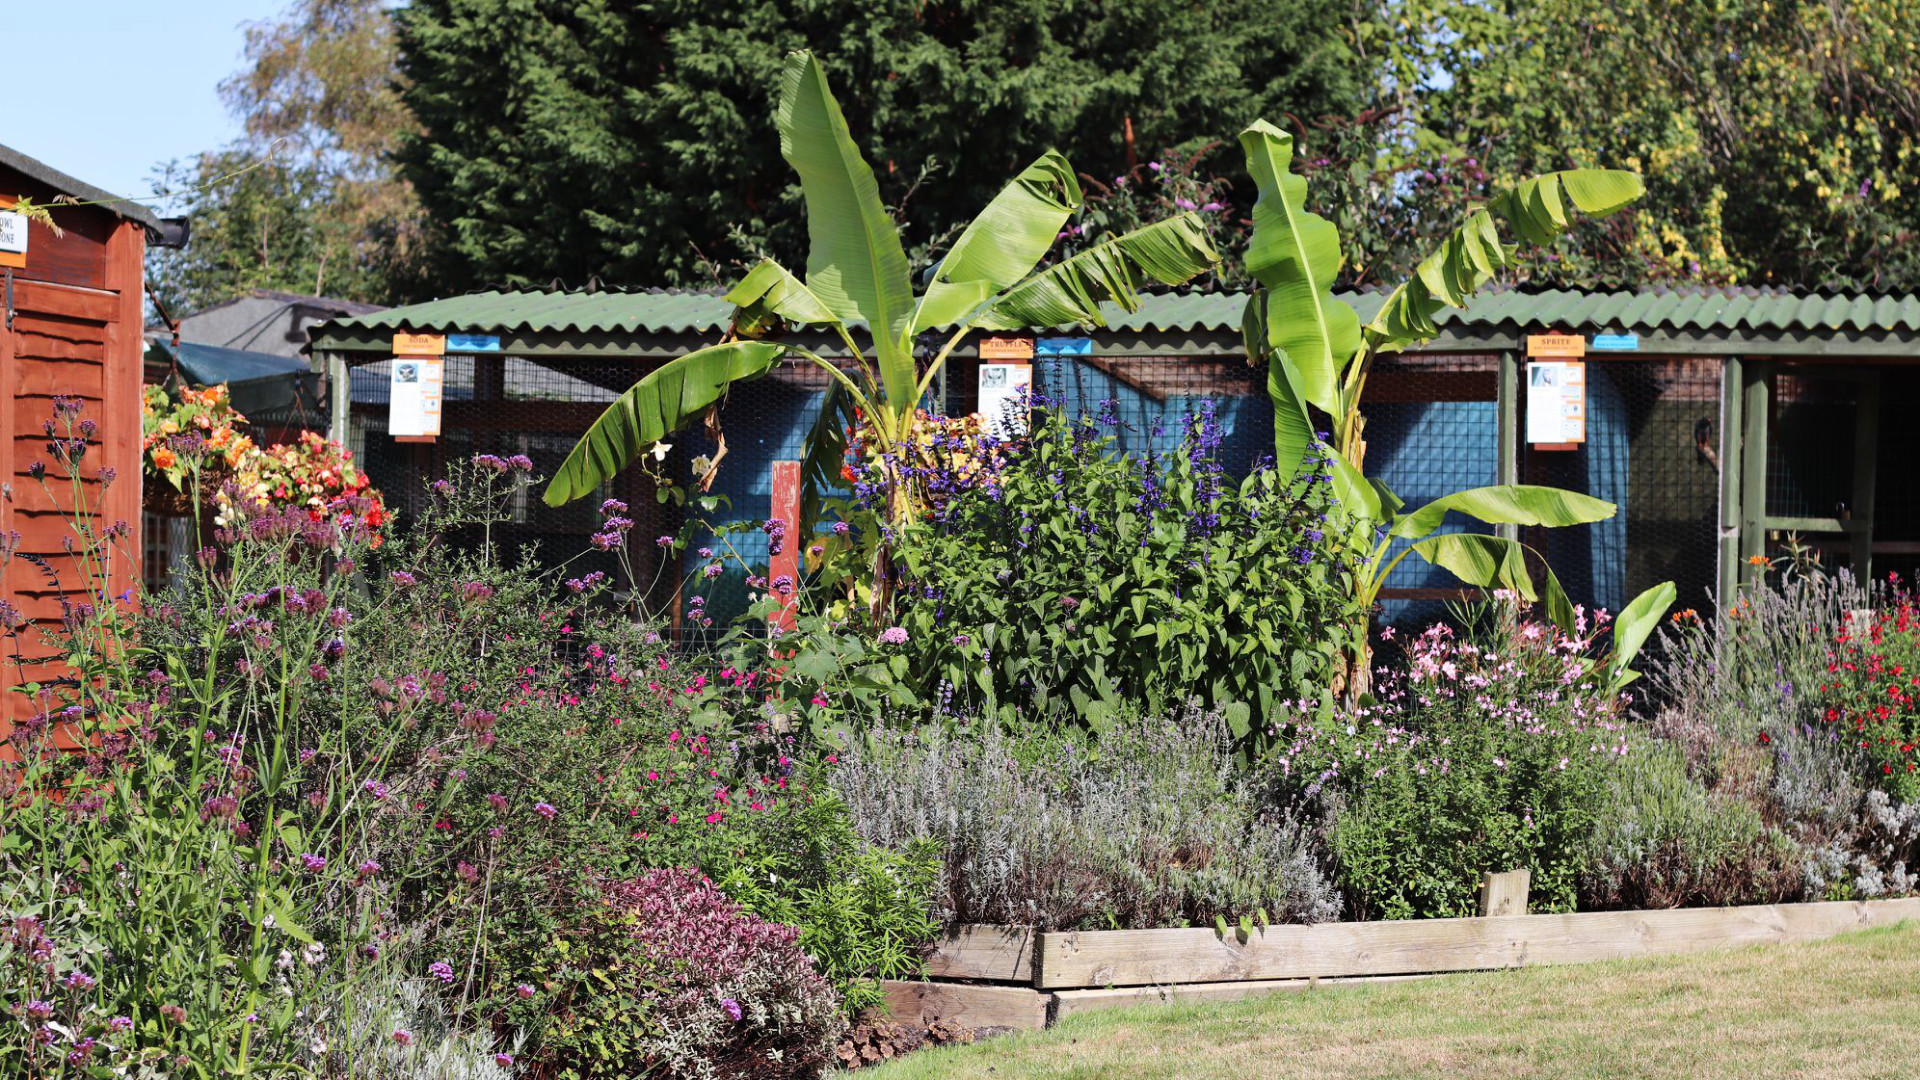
[832,704,1340,930]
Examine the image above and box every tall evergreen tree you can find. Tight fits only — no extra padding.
[395,0,1365,290]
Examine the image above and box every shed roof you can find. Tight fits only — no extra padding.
[0,143,165,234]
[311,284,1920,360]
[147,340,312,387]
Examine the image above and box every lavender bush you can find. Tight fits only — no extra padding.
[833,703,1340,930]
[1643,568,1920,902]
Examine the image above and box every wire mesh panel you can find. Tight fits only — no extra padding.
[1363,353,1500,628]
[1028,354,1275,475]
[1523,357,1722,617]
[1873,367,1920,584]
[1768,371,1860,523]
[351,355,680,610]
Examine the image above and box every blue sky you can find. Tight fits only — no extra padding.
[9,1,281,214]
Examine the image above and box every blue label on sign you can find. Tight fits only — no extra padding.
[1590,333,1639,351]
[1036,336,1093,356]
[448,333,501,353]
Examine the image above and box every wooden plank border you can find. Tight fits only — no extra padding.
[924,924,1036,983]
[876,980,1050,1031]
[1052,973,1438,1021]
[1031,898,1920,989]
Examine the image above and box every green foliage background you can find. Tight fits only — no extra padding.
[392,0,1363,290]
[146,0,1920,311]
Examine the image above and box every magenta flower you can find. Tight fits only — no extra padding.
[720,997,743,1021]
[516,983,536,999]
[299,852,326,874]
[533,801,557,819]
[428,961,456,984]
[495,1053,516,1067]
[878,626,910,646]
[392,1029,413,1046]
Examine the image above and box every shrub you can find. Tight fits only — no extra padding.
[1278,603,1631,919]
[1800,790,1920,900]
[1580,742,1801,909]
[1813,593,1920,800]
[834,703,1340,930]
[297,972,523,1079]
[789,405,1361,740]
[1,424,912,1077]
[1648,569,1871,754]
[529,869,845,1080]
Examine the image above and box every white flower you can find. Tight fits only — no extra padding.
[691,454,713,475]
[649,442,673,462]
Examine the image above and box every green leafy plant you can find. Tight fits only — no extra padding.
[543,50,1219,608]
[1235,118,1669,695]
[882,405,1360,737]
[1276,599,1642,918]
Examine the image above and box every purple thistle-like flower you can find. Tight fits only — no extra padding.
[428,961,456,984]
[720,997,743,1022]
[533,801,557,819]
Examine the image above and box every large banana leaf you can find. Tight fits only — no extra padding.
[727,258,843,327]
[1238,120,1361,412]
[1391,484,1617,539]
[916,151,1083,332]
[799,377,859,536]
[1242,290,1316,478]
[777,51,917,413]
[542,341,789,506]
[1408,532,1578,632]
[1607,580,1677,689]
[1367,169,1643,348]
[973,214,1219,330]
[1492,169,1644,246]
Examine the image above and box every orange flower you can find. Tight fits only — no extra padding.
[1746,555,1770,567]
[152,447,177,469]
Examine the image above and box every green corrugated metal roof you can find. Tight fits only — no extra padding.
[313,284,1920,344]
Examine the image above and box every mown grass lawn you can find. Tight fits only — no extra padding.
[866,923,1920,1080]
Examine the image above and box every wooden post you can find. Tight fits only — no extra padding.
[1738,361,1771,580]
[1850,369,1880,580]
[325,351,351,445]
[1718,357,1743,604]
[1478,869,1530,917]
[1496,349,1519,543]
[769,460,801,631]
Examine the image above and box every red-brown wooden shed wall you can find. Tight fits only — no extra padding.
[1,167,146,739]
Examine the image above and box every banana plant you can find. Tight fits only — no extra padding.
[1237,118,1668,697]
[544,50,1220,562]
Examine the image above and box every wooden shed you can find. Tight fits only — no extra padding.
[0,144,176,739]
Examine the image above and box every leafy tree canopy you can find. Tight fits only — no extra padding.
[1394,0,1920,291]
[148,0,425,313]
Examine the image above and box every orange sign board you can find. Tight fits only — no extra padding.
[1527,333,1586,358]
[979,336,1035,360]
[393,332,447,357]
